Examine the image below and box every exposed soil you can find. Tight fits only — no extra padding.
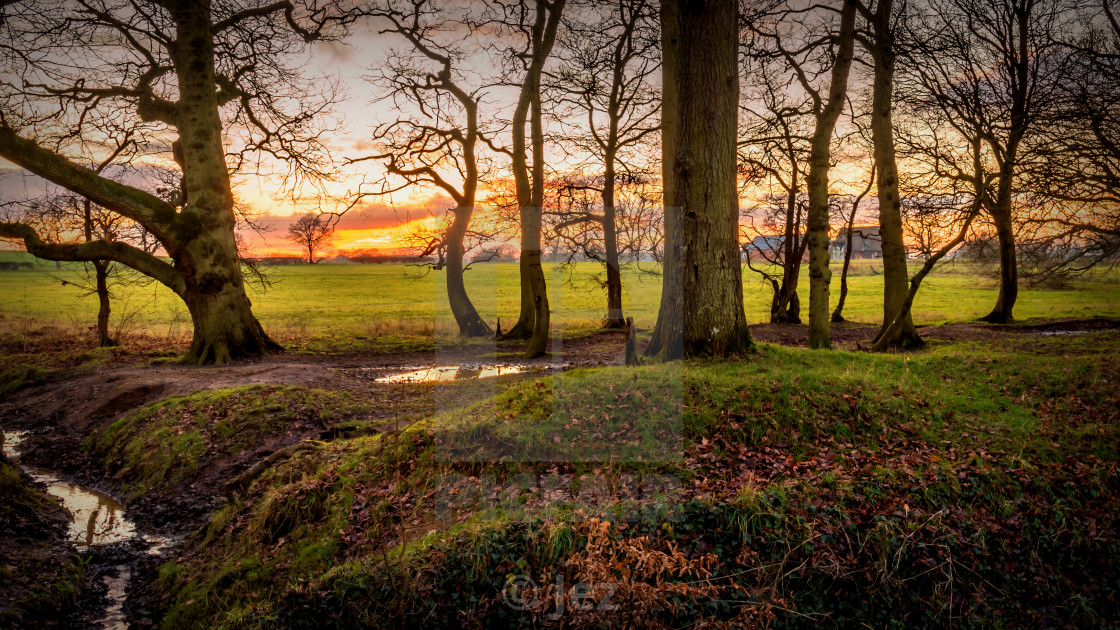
[0,329,631,531]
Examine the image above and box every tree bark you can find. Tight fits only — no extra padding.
[647,0,751,359]
[170,0,279,363]
[602,159,625,328]
[980,189,1019,323]
[868,0,922,349]
[805,0,857,349]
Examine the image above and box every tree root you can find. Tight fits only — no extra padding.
[223,440,325,498]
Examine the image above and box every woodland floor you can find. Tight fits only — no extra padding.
[1,317,1118,628]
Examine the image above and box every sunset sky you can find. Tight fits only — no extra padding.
[0,9,879,258]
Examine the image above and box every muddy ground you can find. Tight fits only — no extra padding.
[2,318,1119,628]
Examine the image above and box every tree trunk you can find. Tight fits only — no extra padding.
[504,0,564,356]
[831,218,856,323]
[647,0,751,359]
[602,161,625,328]
[773,189,802,324]
[93,260,115,347]
[806,0,858,349]
[980,197,1018,323]
[83,197,116,348]
[181,268,278,364]
[869,0,923,349]
[446,207,492,337]
[172,0,278,363]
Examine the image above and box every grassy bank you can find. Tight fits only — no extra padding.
[150,333,1120,628]
[87,386,376,503]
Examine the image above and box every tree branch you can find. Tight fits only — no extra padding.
[0,222,185,295]
[0,125,177,240]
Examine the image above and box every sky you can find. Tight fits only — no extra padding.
[0,4,880,258]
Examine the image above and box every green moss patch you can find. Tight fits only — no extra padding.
[88,385,373,502]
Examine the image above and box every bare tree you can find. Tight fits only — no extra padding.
[646,0,752,358]
[1026,0,1120,273]
[285,213,336,264]
[738,39,814,325]
[0,0,357,363]
[893,0,1073,324]
[352,0,500,336]
[546,0,660,328]
[487,0,568,357]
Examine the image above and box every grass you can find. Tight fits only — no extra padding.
[1,251,1117,346]
[151,333,1120,628]
[87,386,375,502]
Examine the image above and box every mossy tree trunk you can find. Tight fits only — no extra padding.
[505,0,566,357]
[445,207,491,337]
[167,0,279,363]
[647,0,752,359]
[0,0,282,364]
[867,0,923,349]
[805,0,858,350]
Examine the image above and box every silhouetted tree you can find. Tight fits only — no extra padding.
[547,0,660,327]
[285,214,336,264]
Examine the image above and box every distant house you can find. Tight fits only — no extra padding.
[830,226,884,260]
[743,233,809,262]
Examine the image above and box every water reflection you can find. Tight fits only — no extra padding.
[374,365,528,384]
[2,430,135,546]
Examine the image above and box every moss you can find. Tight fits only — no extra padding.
[87,385,373,501]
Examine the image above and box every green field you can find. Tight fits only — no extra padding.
[0,250,1117,341]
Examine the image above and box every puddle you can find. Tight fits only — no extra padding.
[374,365,530,384]
[97,566,131,629]
[2,430,135,546]
[1035,329,1110,337]
[3,430,176,630]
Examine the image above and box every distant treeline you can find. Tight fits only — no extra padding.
[247,255,438,265]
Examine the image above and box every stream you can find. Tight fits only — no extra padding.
[2,430,175,629]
